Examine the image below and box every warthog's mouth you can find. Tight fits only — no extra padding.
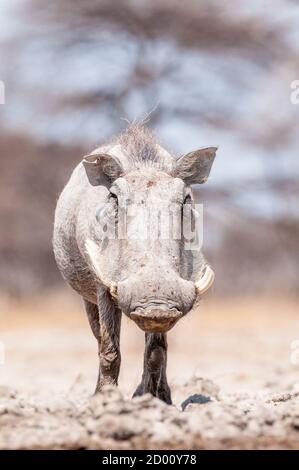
[129,307,183,333]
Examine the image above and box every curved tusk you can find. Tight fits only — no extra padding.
[195,265,215,295]
[85,238,118,300]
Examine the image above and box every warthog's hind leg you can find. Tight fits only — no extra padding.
[84,294,121,393]
[133,333,172,404]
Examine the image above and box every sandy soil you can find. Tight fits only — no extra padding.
[1,293,299,449]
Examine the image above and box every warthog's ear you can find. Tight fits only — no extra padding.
[82,153,123,186]
[174,147,217,185]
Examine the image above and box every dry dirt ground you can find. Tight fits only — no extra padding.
[1,293,299,449]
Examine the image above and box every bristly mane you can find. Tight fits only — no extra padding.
[118,125,159,163]
[112,125,175,172]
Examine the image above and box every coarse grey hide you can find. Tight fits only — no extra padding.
[53,125,217,403]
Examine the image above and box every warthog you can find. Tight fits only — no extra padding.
[53,126,217,403]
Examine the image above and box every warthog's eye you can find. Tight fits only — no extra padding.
[182,193,195,238]
[108,190,118,221]
[109,191,118,203]
[181,194,192,221]
[183,194,192,205]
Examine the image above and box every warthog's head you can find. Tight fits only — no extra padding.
[83,127,217,333]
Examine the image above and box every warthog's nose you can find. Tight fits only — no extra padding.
[129,308,183,333]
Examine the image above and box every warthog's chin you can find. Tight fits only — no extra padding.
[128,307,183,333]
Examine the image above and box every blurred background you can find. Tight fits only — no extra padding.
[0,0,299,400]
[0,0,298,298]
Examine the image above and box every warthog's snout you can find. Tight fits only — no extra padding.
[108,265,215,334]
[129,307,183,333]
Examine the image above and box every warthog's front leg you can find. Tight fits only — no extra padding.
[133,333,172,404]
[84,294,121,393]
